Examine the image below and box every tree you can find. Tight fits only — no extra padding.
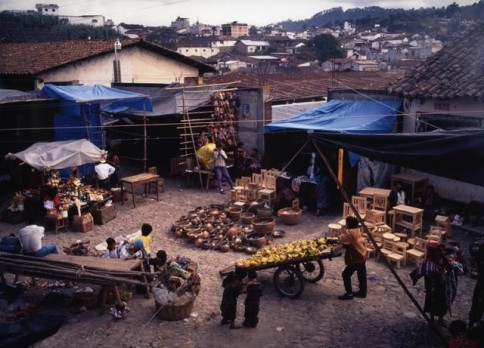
[308,34,345,63]
[146,27,178,50]
[249,25,258,35]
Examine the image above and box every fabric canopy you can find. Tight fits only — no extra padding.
[309,128,484,186]
[41,84,152,109]
[40,84,152,147]
[6,139,106,171]
[265,99,401,133]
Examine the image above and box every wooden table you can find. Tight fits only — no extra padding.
[392,204,424,238]
[391,173,428,205]
[359,187,392,198]
[121,173,160,208]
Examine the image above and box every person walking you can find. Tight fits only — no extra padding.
[338,216,368,300]
[411,243,453,326]
[213,142,234,194]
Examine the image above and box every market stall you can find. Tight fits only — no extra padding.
[4,139,115,228]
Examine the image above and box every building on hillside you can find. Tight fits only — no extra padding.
[0,39,216,90]
[35,3,59,15]
[60,15,105,27]
[171,16,190,30]
[221,22,248,38]
[177,37,222,58]
[234,40,270,54]
[388,22,484,202]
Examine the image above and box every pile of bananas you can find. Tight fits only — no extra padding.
[237,237,339,269]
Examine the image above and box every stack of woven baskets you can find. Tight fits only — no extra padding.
[153,256,200,321]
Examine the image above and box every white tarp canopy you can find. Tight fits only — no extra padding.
[6,139,106,171]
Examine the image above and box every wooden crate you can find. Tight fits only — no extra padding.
[92,205,116,225]
[71,213,94,233]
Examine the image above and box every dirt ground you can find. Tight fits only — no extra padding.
[0,176,481,348]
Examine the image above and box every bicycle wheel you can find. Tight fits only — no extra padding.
[273,265,305,299]
[298,259,324,283]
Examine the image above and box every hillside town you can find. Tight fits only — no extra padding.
[0,2,483,348]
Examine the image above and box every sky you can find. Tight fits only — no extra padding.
[0,0,478,27]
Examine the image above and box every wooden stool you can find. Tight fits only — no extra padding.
[394,232,408,242]
[328,223,343,237]
[44,214,68,234]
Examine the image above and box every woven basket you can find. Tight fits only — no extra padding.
[155,296,195,321]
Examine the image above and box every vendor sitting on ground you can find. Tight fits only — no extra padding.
[18,218,58,257]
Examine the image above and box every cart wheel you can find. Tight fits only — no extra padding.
[273,265,305,299]
[298,259,324,283]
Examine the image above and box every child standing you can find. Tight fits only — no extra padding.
[242,270,263,328]
[220,268,246,329]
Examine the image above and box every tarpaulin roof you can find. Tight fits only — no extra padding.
[264,99,401,133]
[111,84,220,117]
[6,139,107,171]
[309,128,484,186]
[40,84,152,109]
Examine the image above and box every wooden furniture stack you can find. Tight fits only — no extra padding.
[392,204,424,238]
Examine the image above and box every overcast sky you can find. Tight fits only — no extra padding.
[0,0,478,27]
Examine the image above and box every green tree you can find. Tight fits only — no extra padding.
[308,34,345,63]
[146,27,178,50]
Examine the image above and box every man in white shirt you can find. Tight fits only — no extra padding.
[18,223,58,257]
[95,159,115,190]
[389,181,407,207]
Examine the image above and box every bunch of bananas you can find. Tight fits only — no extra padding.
[237,237,339,269]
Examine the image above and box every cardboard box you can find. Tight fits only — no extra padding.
[92,204,116,225]
[71,213,94,232]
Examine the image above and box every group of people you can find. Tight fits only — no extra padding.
[220,268,263,329]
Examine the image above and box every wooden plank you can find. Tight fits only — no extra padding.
[44,254,141,272]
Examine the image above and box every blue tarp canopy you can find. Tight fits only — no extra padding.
[40,84,152,147]
[264,99,401,133]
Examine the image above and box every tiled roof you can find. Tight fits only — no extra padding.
[204,67,403,102]
[0,39,216,76]
[388,22,484,100]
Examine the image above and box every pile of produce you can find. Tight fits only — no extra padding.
[236,237,339,269]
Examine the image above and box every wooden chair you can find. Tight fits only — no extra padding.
[351,196,367,220]
[379,238,394,259]
[372,194,388,212]
[426,226,443,243]
[339,202,356,225]
[406,237,427,266]
[231,177,249,201]
[251,173,263,188]
[147,166,164,193]
[258,175,276,206]
[387,242,406,268]
[364,238,377,259]
[366,209,386,226]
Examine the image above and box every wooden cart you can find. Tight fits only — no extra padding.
[233,248,341,299]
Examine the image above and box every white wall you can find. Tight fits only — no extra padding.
[39,46,200,86]
[177,46,220,58]
[401,97,484,202]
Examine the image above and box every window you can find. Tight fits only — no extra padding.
[92,19,98,23]
[416,113,483,132]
